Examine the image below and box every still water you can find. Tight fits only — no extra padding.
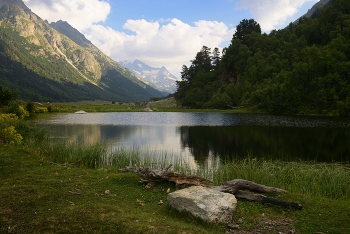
[37,112,350,164]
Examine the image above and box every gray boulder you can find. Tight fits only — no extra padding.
[167,186,237,223]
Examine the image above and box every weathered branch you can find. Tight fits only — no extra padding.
[234,191,302,210]
[211,179,287,194]
[119,164,213,187]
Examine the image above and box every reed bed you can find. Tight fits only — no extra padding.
[212,157,350,200]
[25,132,349,201]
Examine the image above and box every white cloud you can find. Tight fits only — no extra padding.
[23,0,110,30]
[22,0,319,78]
[84,18,235,77]
[237,0,319,31]
[23,0,236,78]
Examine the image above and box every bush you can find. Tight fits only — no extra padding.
[0,86,18,107]
[6,102,29,119]
[0,113,23,144]
[0,126,23,144]
[26,102,35,114]
[34,106,48,113]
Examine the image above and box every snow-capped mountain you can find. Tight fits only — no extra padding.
[120,59,179,94]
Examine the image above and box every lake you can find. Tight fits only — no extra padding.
[36,112,350,166]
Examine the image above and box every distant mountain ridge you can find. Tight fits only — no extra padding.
[0,0,164,102]
[119,60,179,94]
[50,20,93,49]
[294,0,331,23]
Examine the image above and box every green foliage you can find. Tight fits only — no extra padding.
[0,125,23,144]
[34,106,48,113]
[175,0,350,115]
[5,102,29,119]
[25,102,35,114]
[0,85,17,106]
[233,19,261,46]
[0,113,22,144]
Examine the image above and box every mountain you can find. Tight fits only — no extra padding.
[294,0,331,23]
[119,60,179,94]
[50,20,92,49]
[0,0,164,102]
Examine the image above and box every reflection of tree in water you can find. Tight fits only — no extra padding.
[179,126,242,163]
[41,124,136,145]
[179,126,350,163]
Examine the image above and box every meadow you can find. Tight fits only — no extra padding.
[1,102,350,233]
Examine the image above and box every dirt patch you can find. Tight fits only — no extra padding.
[227,218,296,234]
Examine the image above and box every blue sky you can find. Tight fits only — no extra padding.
[23,0,319,77]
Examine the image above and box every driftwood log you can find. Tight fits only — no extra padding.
[119,164,302,210]
[119,164,213,188]
[211,180,302,210]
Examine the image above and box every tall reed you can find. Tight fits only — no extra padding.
[212,156,350,200]
[24,130,349,200]
[44,141,107,168]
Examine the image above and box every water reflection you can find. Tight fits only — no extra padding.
[179,125,350,162]
[37,112,350,165]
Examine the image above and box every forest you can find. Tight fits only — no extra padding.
[175,0,350,116]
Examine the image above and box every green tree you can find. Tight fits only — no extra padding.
[211,47,221,70]
[0,86,18,107]
[175,65,191,102]
[26,102,35,114]
[190,46,212,73]
[233,19,261,46]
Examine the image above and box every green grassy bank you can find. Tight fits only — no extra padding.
[38,97,256,113]
[1,100,350,233]
[1,140,350,233]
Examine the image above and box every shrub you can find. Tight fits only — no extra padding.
[0,113,23,144]
[34,106,48,113]
[0,86,17,107]
[0,126,23,144]
[26,102,35,114]
[6,102,29,119]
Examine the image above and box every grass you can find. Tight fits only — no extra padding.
[39,98,259,114]
[212,157,350,200]
[0,146,221,233]
[31,138,350,201]
[1,107,350,233]
[1,143,350,233]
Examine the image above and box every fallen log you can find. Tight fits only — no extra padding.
[210,180,302,210]
[118,164,302,210]
[235,191,303,210]
[210,179,287,194]
[118,164,213,187]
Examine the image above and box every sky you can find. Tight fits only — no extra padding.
[22,0,319,78]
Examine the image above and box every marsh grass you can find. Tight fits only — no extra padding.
[212,156,350,200]
[36,140,107,168]
[32,132,350,201]
[2,124,349,233]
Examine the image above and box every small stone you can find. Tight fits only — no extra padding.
[227,224,240,230]
[104,190,110,194]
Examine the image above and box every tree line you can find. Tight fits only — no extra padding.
[175,0,350,116]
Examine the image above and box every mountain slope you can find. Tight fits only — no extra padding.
[0,0,164,102]
[294,0,331,23]
[120,60,179,94]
